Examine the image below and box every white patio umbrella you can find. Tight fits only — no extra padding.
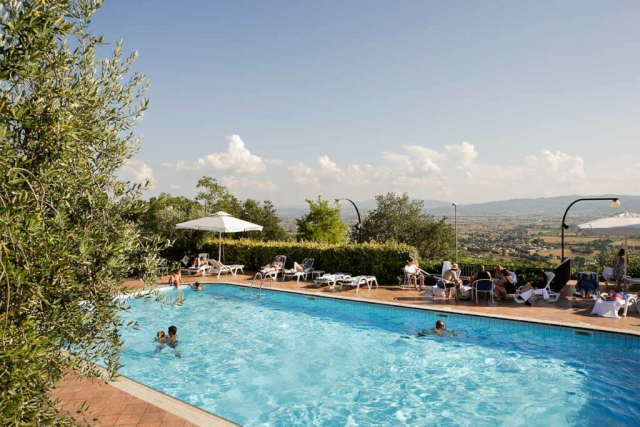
[572,212,640,274]
[175,211,263,262]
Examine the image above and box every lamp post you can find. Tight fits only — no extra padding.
[335,198,362,244]
[561,197,620,261]
[452,203,458,264]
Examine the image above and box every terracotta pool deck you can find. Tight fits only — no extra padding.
[57,271,639,426]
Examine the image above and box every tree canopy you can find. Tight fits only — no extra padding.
[296,196,348,243]
[360,193,454,260]
[1,0,162,423]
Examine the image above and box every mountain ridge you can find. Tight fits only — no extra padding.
[277,195,640,219]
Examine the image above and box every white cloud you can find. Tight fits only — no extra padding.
[120,160,155,188]
[221,176,277,192]
[196,134,265,173]
[264,158,284,166]
[318,155,342,175]
[289,162,320,187]
[161,162,172,168]
[445,141,478,168]
[527,149,585,183]
[170,184,180,189]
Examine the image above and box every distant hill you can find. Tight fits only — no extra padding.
[278,195,640,220]
[426,195,640,218]
[277,199,450,219]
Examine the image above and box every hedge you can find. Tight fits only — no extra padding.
[201,239,419,285]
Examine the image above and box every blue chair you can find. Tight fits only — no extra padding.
[473,279,494,303]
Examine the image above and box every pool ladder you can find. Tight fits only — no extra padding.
[250,271,274,290]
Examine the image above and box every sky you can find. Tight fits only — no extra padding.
[96,0,640,206]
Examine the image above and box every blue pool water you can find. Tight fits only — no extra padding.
[118,284,640,426]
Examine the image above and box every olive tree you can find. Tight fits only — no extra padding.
[0,0,162,423]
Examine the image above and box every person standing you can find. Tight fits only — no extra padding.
[612,249,626,292]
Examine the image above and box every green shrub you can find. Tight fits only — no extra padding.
[202,239,419,285]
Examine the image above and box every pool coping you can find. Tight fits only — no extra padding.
[94,365,240,426]
[187,282,640,338]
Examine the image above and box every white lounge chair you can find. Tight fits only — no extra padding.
[338,276,369,293]
[209,259,244,278]
[283,258,315,282]
[314,273,349,290]
[261,255,287,280]
[181,254,211,277]
[592,293,638,318]
[514,272,557,304]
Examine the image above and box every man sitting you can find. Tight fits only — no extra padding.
[575,273,599,298]
[440,263,462,298]
[404,257,425,291]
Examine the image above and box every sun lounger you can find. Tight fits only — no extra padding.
[209,259,244,278]
[283,258,315,282]
[591,293,638,318]
[338,276,369,293]
[314,273,350,290]
[514,272,556,304]
[180,254,211,277]
[261,255,287,280]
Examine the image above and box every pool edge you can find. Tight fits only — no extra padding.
[193,282,640,339]
[95,365,240,427]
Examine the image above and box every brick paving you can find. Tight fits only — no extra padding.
[55,372,199,426]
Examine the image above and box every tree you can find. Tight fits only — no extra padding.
[138,193,207,259]
[360,193,454,260]
[196,176,242,215]
[240,199,289,241]
[296,196,348,243]
[0,1,161,423]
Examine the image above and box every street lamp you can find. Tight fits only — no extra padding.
[452,203,458,263]
[561,197,620,260]
[335,198,362,244]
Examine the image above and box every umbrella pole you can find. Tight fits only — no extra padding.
[218,232,222,262]
[625,236,628,277]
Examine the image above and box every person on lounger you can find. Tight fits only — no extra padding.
[405,257,425,291]
[576,273,599,298]
[516,272,548,306]
[285,260,306,274]
[262,256,283,273]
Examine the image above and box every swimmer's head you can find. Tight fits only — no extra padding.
[157,331,165,339]
[435,320,445,329]
[168,325,177,337]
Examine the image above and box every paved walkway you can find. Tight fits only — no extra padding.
[55,372,197,426]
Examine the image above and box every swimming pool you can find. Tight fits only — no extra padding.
[118,284,640,426]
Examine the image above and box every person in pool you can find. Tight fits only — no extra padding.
[192,282,203,291]
[167,325,178,344]
[156,330,167,342]
[418,320,458,337]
